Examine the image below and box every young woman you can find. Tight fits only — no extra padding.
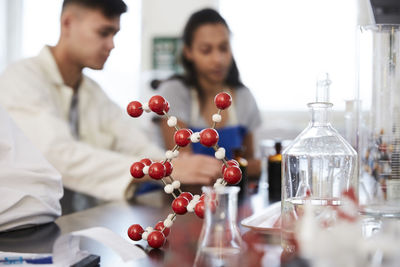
[157,8,261,177]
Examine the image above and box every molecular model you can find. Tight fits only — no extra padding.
[126,92,242,249]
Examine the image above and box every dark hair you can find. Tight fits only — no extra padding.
[62,0,127,18]
[172,8,243,99]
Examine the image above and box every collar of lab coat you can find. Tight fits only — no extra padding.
[38,46,65,87]
[37,46,92,121]
[38,46,91,91]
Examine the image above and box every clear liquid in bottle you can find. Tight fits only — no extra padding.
[281,74,358,252]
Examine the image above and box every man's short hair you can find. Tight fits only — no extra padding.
[62,0,127,18]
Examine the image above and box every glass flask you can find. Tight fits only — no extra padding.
[194,186,245,267]
[357,25,400,218]
[281,74,358,252]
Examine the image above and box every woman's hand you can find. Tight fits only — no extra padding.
[172,152,222,185]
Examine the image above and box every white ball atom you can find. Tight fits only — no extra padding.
[172,180,181,189]
[142,231,149,240]
[214,182,224,189]
[187,203,195,212]
[143,165,149,175]
[164,218,173,228]
[164,184,174,194]
[187,199,199,212]
[212,114,222,123]
[172,150,179,158]
[142,102,151,113]
[145,226,154,233]
[165,150,174,160]
[190,132,201,143]
[215,147,226,160]
[216,178,224,184]
[167,116,177,127]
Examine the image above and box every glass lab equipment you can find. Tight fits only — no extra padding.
[194,186,244,267]
[281,74,358,252]
[357,24,400,218]
[344,99,358,149]
[268,141,283,202]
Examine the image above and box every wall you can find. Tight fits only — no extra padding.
[0,0,23,72]
[140,0,218,72]
[139,0,219,142]
[0,0,6,72]
[139,0,350,150]
[257,110,346,140]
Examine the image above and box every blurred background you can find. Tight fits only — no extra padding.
[0,0,359,147]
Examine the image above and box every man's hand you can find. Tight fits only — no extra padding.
[172,153,222,185]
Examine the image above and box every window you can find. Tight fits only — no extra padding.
[219,0,357,111]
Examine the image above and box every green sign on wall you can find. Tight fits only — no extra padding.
[152,37,182,72]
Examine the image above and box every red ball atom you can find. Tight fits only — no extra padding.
[179,192,193,201]
[148,162,166,180]
[147,231,165,249]
[172,196,189,215]
[174,129,192,147]
[127,224,144,241]
[214,92,232,110]
[163,161,173,176]
[149,95,166,114]
[140,158,152,166]
[155,221,171,237]
[223,166,242,185]
[200,128,219,147]
[221,159,240,174]
[127,101,143,117]
[130,162,145,179]
[163,101,170,114]
[155,100,170,116]
[194,201,205,219]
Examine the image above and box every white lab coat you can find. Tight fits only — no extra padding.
[0,105,62,231]
[0,46,164,200]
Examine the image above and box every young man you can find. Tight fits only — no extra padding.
[0,0,221,201]
[0,105,62,231]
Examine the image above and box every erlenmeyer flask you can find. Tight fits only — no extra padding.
[295,170,312,198]
[194,186,245,267]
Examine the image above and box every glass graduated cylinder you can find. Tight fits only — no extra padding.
[357,24,400,219]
